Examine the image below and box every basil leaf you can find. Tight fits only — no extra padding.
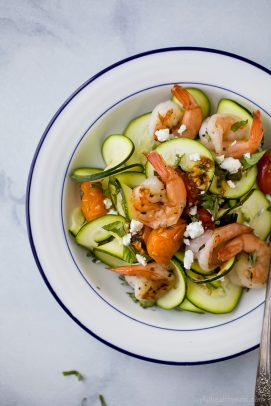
[62,370,83,381]
[201,193,225,219]
[123,245,137,263]
[240,150,266,169]
[231,119,248,132]
[103,221,126,238]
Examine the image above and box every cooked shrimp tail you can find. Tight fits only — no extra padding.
[225,110,264,158]
[171,85,198,109]
[131,152,186,228]
[109,262,168,280]
[171,84,202,139]
[145,151,187,207]
[218,233,271,288]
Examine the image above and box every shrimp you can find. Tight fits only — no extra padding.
[146,219,186,264]
[80,181,107,221]
[217,233,271,288]
[131,151,187,229]
[224,110,263,158]
[189,223,252,272]
[109,262,176,301]
[148,100,183,136]
[199,111,263,158]
[171,84,203,139]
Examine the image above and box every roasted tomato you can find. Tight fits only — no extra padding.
[257,151,271,194]
[80,181,107,221]
[197,207,215,230]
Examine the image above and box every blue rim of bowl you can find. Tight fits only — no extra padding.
[26,47,271,365]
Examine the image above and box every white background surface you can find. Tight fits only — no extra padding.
[1,1,271,405]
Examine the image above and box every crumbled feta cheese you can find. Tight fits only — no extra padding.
[189,206,197,216]
[155,128,170,142]
[130,219,144,235]
[243,152,251,158]
[200,190,205,195]
[183,238,190,246]
[136,254,147,266]
[216,155,225,164]
[266,195,271,203]
[103,198,113,209]
[178,124,187,135]
[231,140,237,146]
[227,180,236,189]
[184,221,204,239]
[108,209,118,215]
[189,153,201,162]
[122,233,132,246]
[220,157,242,174]
[184,250,194,270]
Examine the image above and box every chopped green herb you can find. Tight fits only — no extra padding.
[201,193,225,219]
[91,183,103,190]
[87,251,99,263]
[123,245,137,263]
[174,153,184,168]
[62,370,83,381]
[103,221,126,237]
[99,394,107,406]
[231,119,248,132]
[140,300,155,308]
[127,292,139,303]
[240,150,266,169]
[248,251,257,266]
[227,170,242,182]
[190,214,199,222]
[127,292,155,308]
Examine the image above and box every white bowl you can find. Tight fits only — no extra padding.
[26,48,271,364]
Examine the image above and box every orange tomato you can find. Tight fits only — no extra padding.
[146,219,186,264]
[80,181,107,221]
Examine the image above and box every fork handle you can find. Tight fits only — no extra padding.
[255,268,271,405]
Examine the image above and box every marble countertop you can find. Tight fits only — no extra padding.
[1,1,271,405]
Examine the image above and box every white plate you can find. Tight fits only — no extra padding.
[27,48,271,364]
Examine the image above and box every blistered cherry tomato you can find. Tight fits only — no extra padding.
[257,151,271,194]
[197,207,215,230]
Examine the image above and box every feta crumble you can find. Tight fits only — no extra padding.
[184,221,204,239]
[178,124,187,135]
[130,219,144,235]
[108,209,118,215]
[155,128,170,142]
[220,157,242,174]
[189,153,201,162]
[103,198,113,210]
[216,155,225,164]
[184,250,194,270]
[243,152,251,159]
[189,206,197,216]
[122,233,132,246]
[136,253,147,266]
[227,180,236,189]
[183,238,190,246]
[266,195,271,203]
[231,140,237,146]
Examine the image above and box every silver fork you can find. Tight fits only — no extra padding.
[255,265,271,405]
